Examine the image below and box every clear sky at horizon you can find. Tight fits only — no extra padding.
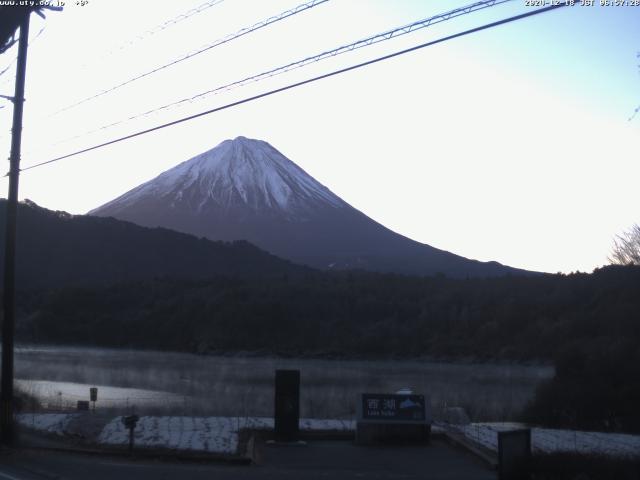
[0,0,638,274]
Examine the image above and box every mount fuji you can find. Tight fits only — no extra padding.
[89,136,527,277]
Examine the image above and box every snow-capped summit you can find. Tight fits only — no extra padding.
[97,136,344,217]
[90,137,528,277]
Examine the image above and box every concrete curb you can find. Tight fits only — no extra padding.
[298,430,355,441]
[442,430,498,469]
[18,422,408,466]
[18,424,252,464]
[18,425,357,465]
[17,426,498,470]
[18,443,253,465]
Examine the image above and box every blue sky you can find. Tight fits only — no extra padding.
[0,0,638,274]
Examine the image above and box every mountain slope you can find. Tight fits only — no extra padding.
[90,136,530,277]
[0,199,306,290]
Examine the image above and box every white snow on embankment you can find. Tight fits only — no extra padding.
[98,416,356,454]
[16,413,76,435]
[99,417,240,454]
[456,423,640,459]
[16,413,355,455]
[17,414,640,459]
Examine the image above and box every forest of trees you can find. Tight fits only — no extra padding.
[16,265,639,361]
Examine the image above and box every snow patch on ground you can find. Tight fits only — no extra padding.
[17,412,638,460]
[99,416,239,454]
[16,413,76,435]
[300,418,356,431]
[455,423,640,459]
[98,416,356,455]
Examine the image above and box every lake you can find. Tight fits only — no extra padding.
[15,345,553,421]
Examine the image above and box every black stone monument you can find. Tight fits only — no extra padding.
[498,429,531,480]
[274,369,300,441]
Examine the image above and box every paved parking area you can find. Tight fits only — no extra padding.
[255,438,497,479]
[0,437,496,480]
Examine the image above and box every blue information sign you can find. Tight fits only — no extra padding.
[360,394,426,422]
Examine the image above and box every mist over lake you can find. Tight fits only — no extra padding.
[15,345,552,421]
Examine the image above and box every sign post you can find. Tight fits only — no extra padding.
[122,415,139,455]
[90,387,97,412]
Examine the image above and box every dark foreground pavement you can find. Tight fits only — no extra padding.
[0,438,496,480]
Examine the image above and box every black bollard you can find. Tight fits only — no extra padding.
[498,429,531,480]
[274,370,300,441]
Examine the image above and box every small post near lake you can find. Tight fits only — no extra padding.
[90,387,98,412]
[122,415,139,455]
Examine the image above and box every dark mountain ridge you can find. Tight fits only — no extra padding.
[0,199,307,290]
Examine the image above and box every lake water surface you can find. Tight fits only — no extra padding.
[15,345,553,420]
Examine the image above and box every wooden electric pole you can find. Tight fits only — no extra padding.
[1,10,30,446]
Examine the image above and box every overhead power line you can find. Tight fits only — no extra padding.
[44,0,513,147]
[113,0,226,50]
[50,0,329,117]
[18,2,571,174]
[167,0,514,109]
[78,0,226,69]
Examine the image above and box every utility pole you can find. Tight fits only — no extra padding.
[1,10,31,446]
